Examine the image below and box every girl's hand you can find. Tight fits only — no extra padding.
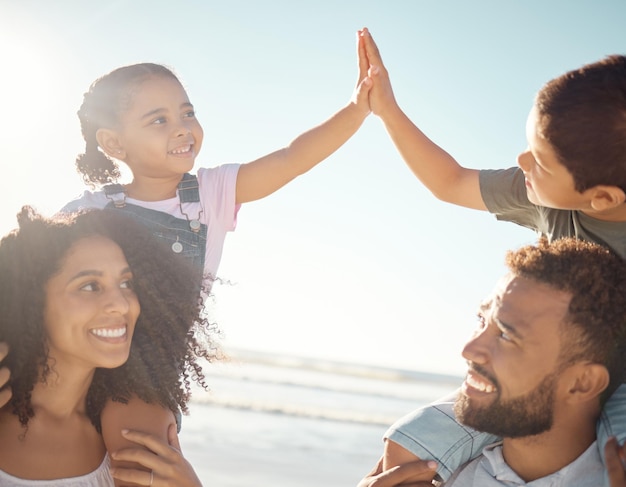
[357,456,438,487]
[605,436,626,487]
[0,342,11,408]
[110,424,202,486]
[351,28,373,115]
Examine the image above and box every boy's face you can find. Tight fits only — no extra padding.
[517,106,587,210]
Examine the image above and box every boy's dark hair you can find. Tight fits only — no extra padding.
[76,63,181,187]
[535,54,626,193]
[0,207,220,431]
[506,237,626,403]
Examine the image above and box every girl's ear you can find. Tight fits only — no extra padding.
[96,128,126,160]
[588,185,626,211]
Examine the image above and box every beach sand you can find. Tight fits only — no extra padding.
[179,402,387,487]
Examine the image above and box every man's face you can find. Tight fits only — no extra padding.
[454,274,571,438]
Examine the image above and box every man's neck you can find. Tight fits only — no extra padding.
[501,419,596,482]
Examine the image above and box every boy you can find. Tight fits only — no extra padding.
[360,28,626,484]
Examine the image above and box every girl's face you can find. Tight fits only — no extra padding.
[115,75,204,180]
[43,236,140,372]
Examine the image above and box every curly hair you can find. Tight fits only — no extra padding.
[75,63,182,187]
[534,54,626,193]
[0,206,221,431]
[506,237,626,403]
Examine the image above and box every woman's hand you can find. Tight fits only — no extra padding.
[110,424,202,486]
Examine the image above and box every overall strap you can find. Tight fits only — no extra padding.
[177,173,200,203]
[103,183,126,208]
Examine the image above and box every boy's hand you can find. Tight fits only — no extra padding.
[351,28,374,116]
[357,456,438,487]
[360,28,399,120]
[0,342,11,408]
[606,436,626,487]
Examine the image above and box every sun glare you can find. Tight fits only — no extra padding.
[0,18,84,229]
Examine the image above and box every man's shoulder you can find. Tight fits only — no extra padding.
[445,441,604,486]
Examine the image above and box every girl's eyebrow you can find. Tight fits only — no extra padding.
[141,102,194,120]
[141,108,166,120]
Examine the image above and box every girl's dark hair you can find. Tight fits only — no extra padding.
[535,54,626,193]
[76,63,181,187]
[0,206,220,430]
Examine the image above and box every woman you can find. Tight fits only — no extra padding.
[0,207,218,485]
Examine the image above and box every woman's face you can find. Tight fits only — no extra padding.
[43,235,140,371]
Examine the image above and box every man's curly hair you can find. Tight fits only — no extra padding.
[0,206,221,431]
[506,237,626,403]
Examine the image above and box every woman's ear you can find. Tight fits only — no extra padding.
[96,128,126,160]
[588,185,626,212]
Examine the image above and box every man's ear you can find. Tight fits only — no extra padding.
[563,362,609,404]
[588,185,626,212]
[96,128,126,160]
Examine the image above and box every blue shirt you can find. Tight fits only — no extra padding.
[446,441,603,486]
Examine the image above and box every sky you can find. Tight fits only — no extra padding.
[0,0,624,376]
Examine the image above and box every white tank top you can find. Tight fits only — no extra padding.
[0,455,112,486]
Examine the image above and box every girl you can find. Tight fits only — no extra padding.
[61,29,373,284]
[0,207,216,486]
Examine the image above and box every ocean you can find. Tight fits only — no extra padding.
[179,349,462,487]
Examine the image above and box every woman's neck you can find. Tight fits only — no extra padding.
[30,365,95,419]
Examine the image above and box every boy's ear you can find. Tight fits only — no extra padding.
[588,185,626,211]
[562,362,609,405]
[96,128,126,160]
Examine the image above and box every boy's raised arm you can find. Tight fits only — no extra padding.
[235,29,373,205]
[363,28,486,211]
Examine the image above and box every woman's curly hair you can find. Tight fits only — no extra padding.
[0,206,221,431]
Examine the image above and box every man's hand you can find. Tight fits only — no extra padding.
[358,456,438,487]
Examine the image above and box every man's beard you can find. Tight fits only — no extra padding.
[454,367,558,438]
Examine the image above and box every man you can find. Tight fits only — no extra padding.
[359,237,626,486]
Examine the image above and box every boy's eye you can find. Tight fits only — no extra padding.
[152,117,167,125]
[183,110,196,119]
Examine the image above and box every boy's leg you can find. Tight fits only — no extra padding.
[384,390,499,481]
[597,384,626,487]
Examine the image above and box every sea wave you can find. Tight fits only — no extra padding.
[194,348,461,425]
[192,394,403,426]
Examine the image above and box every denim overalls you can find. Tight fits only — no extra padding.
[104,173,207,273]
[105,174,206,431]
